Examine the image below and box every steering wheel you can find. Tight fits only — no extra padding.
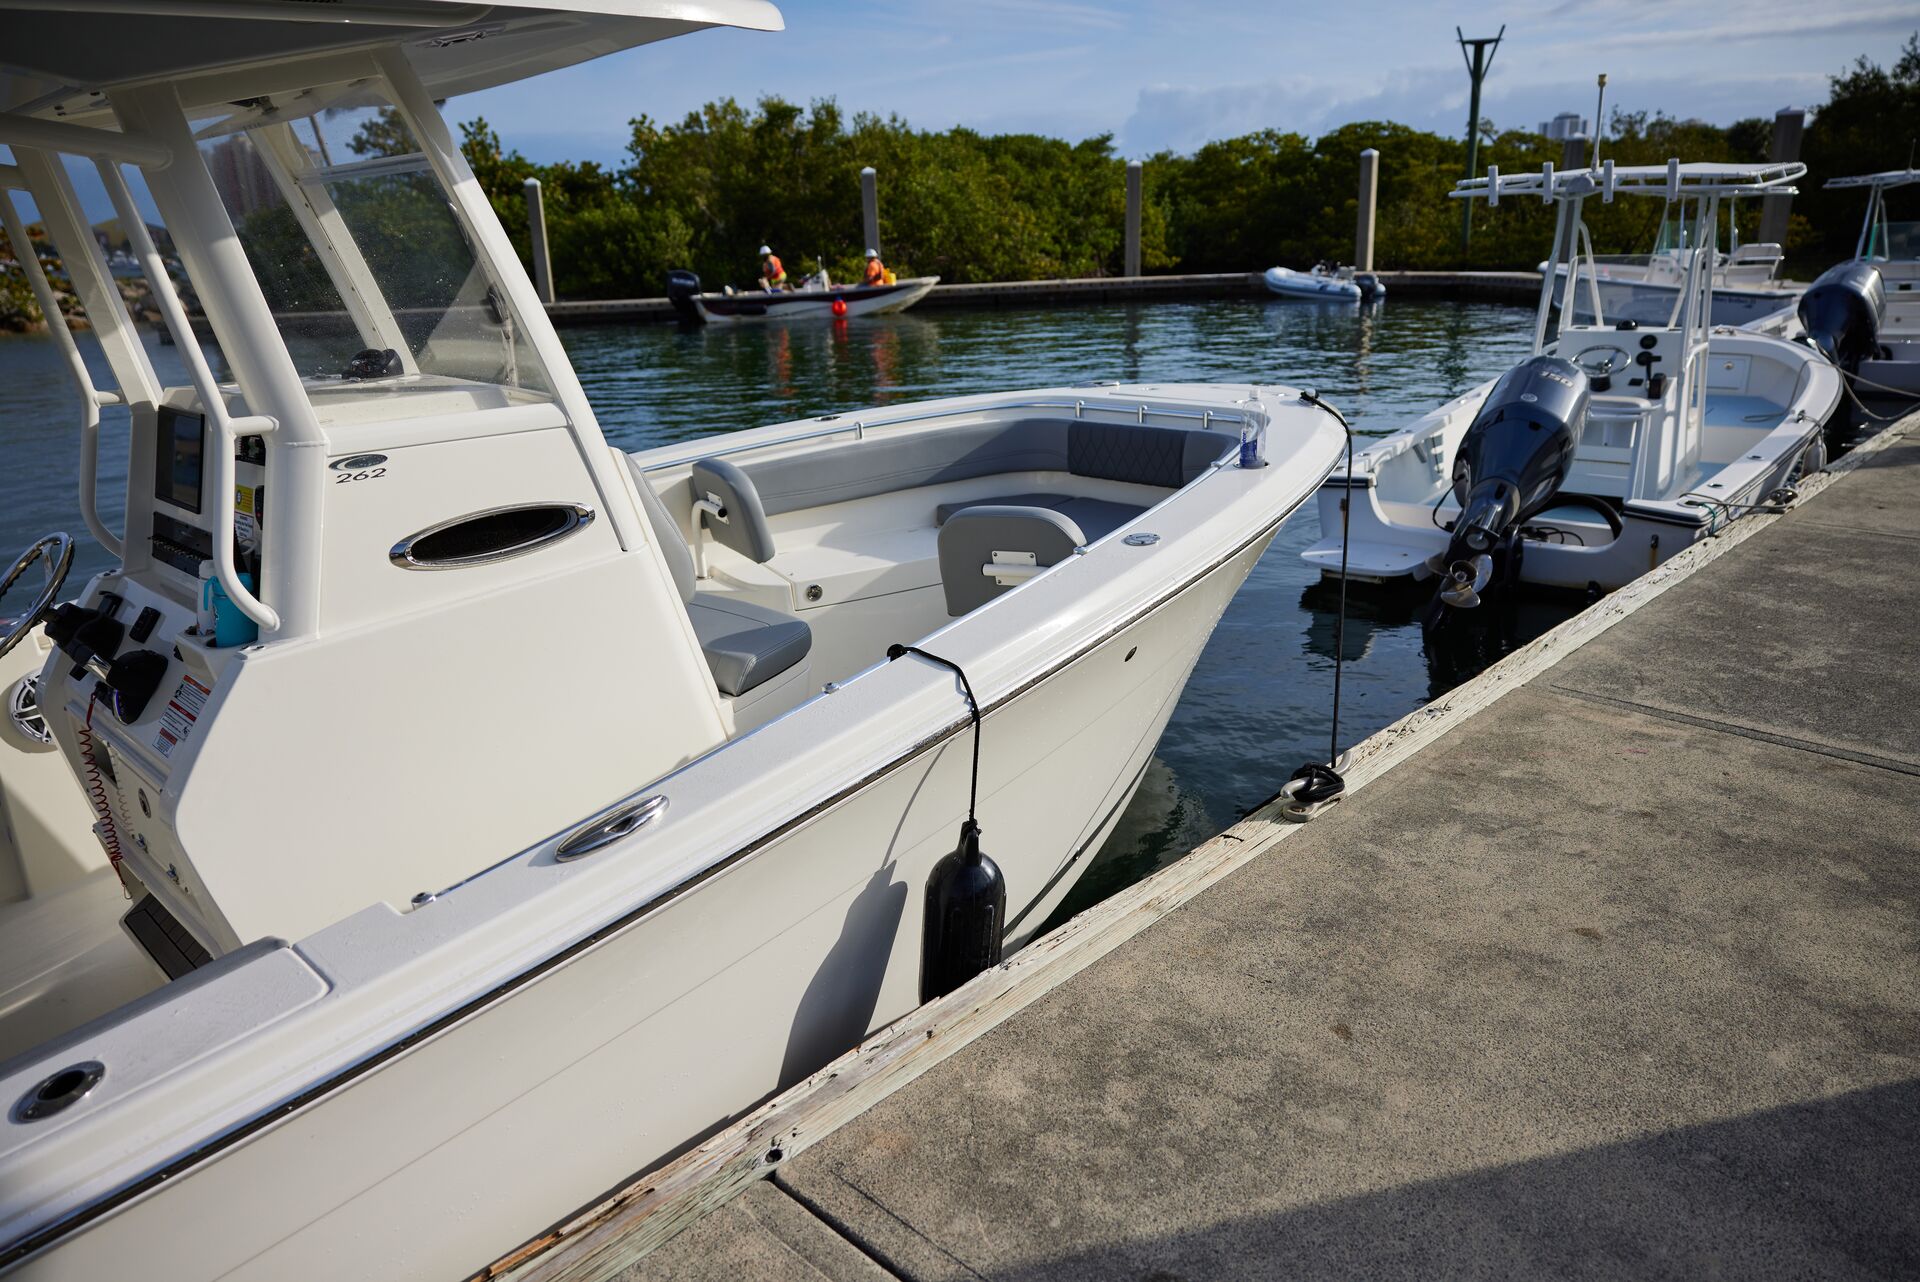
[1573,346,1632,377]
[0,534,74,662]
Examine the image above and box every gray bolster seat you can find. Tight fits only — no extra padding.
[937,505,1087,617]
[627,454,811,697]
[685,596,813,697]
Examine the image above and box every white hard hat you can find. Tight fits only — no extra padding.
[865,248,878,258]
[758,245,772,255]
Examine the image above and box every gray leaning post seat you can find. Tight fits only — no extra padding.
[627,455,810,697]
[937,505,1087,616]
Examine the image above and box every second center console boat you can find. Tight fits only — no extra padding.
[1303,161,1841,614]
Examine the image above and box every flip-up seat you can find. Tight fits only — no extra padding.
[626,455,812,698]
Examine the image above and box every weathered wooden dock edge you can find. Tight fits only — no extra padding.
[540,271,1538,326]
[474,411,1918,1282]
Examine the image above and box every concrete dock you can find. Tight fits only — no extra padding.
[541,271,1539,326]
[605,413,1920,1281]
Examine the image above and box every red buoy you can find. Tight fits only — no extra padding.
[831,296,848,317]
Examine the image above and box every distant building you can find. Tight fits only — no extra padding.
[202,135,282,220]
[1539,112,1589,140]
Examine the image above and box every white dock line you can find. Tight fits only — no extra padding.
[475,409,1919,1282]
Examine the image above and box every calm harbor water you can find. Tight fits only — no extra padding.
[0,297,1564,923]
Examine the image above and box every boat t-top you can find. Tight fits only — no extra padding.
[0,2,1347,1276]
[1301,161,1841,616]
[1793,168,1920,426]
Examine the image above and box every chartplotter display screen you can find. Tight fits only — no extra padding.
[155,407,206,514]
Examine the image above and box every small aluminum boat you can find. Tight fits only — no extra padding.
[671,273,939,324]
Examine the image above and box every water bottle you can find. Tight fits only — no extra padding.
[1238,394,1267,468]
[199,567,260,648]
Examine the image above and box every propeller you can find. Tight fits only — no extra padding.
[1437,554,1493,609]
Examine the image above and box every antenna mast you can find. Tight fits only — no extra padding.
[1457,24,1505,251]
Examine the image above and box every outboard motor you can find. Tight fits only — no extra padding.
[1429,354,1588,617]
[1798,261,1885,446]
[1355,272,1383,303]
[1798,260,1885,372]
[665,268,702,319]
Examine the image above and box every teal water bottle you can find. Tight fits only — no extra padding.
[199,568,260,648]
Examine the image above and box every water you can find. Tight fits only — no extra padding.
[0,298,1567,924]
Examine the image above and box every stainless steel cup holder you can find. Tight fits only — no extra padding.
[13,1061,104,1123]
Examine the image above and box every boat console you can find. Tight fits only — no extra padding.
[1,60,733,978]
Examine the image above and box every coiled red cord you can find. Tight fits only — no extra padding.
[78,695,128,892]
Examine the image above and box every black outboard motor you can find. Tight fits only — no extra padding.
[1798,261,1885,446]
[1355,272,1383,303]
[1798,261,1885,372]
[665,269,702,319]
[1429,354,1589,616]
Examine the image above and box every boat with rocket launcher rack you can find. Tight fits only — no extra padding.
[0,3,1347,1277]
[1300,161,1841,617]
[1792,169,1920,440]
[666,269,940,323]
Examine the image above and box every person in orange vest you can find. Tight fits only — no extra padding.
[758,245,787,291]
[862,248,886,287]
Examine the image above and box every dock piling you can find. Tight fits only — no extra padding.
[1560,134,1589,174]
[1124,161,1142,277]
[1759,108,1805,247]
[1355,148,1379,272]
[860,166,880,256]
[523,178,555,305]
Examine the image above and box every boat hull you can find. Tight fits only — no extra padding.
[11,522,1286,1282]
[1263,267,1361,302]
[693,276,939,324]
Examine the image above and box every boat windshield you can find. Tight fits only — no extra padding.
[195,92,553,403]
[1867,216,1920,260]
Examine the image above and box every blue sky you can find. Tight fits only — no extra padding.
[453,0,1918,167]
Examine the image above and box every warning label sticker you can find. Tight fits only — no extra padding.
[153,674,212,760]
[235,485,257,545]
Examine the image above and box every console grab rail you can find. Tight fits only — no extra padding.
[0,184,125,559]
[96,159,281,630]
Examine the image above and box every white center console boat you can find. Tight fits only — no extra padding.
[1793,169,1920,433]
[0,3,1346,1278]
[1303,162,1841,613]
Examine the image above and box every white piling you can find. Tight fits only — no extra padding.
[1124,161,1143,277]
[1355,148,1379,272]
[523,177,554,305]
[860,166,880,256]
